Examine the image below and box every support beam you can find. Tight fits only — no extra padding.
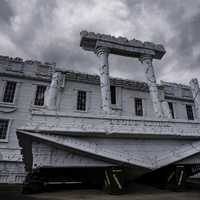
[103,168,124,194]
[139,55,163,118]
[190,78,200,120]
[95,47,111,115]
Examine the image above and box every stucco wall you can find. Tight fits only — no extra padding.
[0,56,197,183]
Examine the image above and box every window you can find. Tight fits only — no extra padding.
[135,98,143,116]
[168,102,175,119]
[110,86,116,105]
[0,119,9,140]
[77,90,87,111]
[186,104,194,120]
[3,81,17,103]
[34,85,47,106]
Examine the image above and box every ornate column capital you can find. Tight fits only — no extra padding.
[139,55,153,64]
[190,78,199,87]
[51,71,62,88]
[95,46,110,57]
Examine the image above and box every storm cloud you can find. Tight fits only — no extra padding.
[0,0,200,84]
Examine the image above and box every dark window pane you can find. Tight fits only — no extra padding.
[34,85,46,106]
[77,90,87,111]
[3,81,17,103]
[110,86,116,105]
[186,104,194,120]
[135,98,143,116]
[0,119,9,140]
[168,102,175,119]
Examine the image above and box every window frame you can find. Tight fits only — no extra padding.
[110,85,116,105]
[134,98,143,117]
[186,104,194,120]
[33,85,47,107]
[0,79,22,107]
[31,83,48,108]
[168,102,175,119]
[2,81,17,104]
[76,90,87,112]
[0,119,11,143]
[110,86,122,111]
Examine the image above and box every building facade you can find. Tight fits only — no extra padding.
[1,31,200,194]
[0,56,53,183]
[0,54,198,183]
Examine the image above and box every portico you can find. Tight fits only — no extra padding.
[80,31,166,118]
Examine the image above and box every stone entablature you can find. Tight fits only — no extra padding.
[20,109,200,138]
[80,31,166,59]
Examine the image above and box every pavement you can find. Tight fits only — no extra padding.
[0,182,200,200]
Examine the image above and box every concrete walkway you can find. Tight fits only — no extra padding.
[0,183,200,200]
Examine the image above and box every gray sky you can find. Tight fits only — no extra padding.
[0,0,200,84]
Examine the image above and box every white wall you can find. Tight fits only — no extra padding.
[0,57,197,183]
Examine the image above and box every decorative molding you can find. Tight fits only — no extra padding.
[0,103,17,113]
[0,151,22,162]
[35,64,52,77]
[24,110,200,138]
[6,64,24,73]
[165,95,193,103]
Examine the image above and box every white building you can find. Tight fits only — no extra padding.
[1,31,200,194]
[0,56,53,183]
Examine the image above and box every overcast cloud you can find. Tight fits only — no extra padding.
[0,0,200,84]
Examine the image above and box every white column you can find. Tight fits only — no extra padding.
[45,71,62,110]
[95,47,111,114]
[139,55,163,118]
[190,78,200,119]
